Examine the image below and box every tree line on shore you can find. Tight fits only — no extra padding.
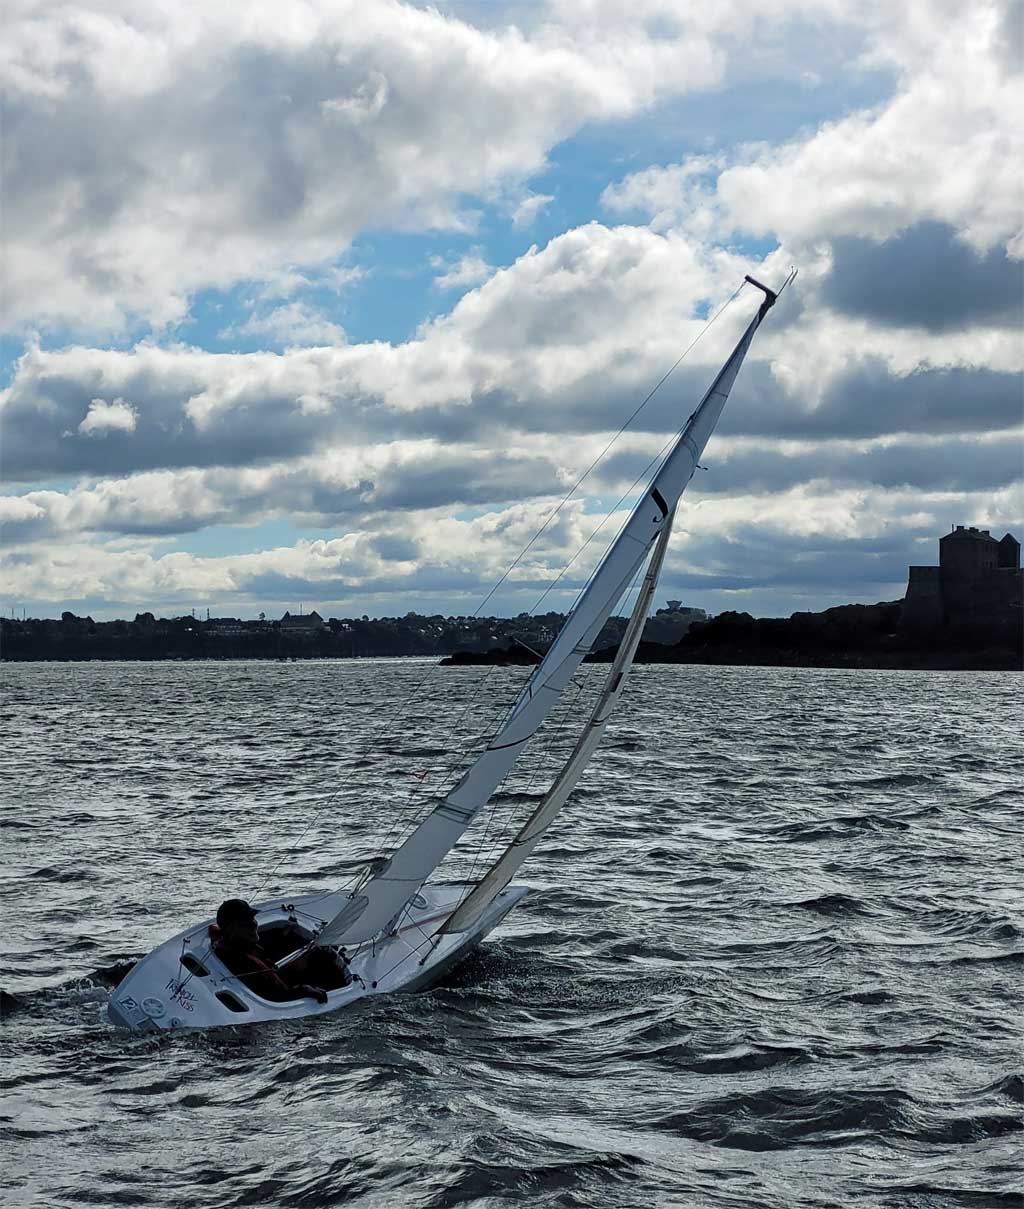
[445,600,1022,671]
[1,600,1018,669]
[0,608,689,662]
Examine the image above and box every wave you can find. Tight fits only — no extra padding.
[789,893,875,917]
[771,814,912,842]
[849,772,935,788]
[648,1085,914,1150]
[951,950,1023,967]
[427,1148,642,1206]
[840,988,896,1005]
[646,1042,813,1074]
[871,1187,1022,1208]
[29,866,95,884]
[647,1083,1023,1152]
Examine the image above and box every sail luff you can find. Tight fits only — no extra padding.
[314,283,777,947]
[441,510,676,934]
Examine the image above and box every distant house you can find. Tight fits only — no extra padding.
[280,610,328,638]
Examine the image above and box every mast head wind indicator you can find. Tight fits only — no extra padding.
[749,272,778,314]
[744,268,798,317]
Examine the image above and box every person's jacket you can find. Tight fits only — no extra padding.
[212,938,306,1002]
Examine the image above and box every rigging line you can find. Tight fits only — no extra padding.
[370,663,529,859]
[372,930,438,987]
[468,280,746,621]
[359,627,548,861]
[248,656,510,901]
[425,597,590,795]
[404,908,443,949]
[249,279,750,905]
[508,363,697,632]
[255,638,519,899]
[381,628,523,810]
[446,751,524,892]
[450,566,635,903]
[460,461,666,764]
[520,361,703,629]
[456,664,593,897]
[497,432,674,673]
[456,666,590,893]
[355,660,505,854]
[520,273,780,625]
[458,553,648,892]
[385,614,545,839]
[396,666,519,805]
[436,527,650,899]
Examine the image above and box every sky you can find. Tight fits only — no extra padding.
[2,0,1021,622]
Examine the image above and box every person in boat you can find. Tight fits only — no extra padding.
[211,899,347,1004]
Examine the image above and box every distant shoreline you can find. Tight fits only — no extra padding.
[3,599,1019,671]
[440,599,1021,672]
[3,655,1018,671]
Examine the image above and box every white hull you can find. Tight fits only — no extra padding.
[108,882,527,1032]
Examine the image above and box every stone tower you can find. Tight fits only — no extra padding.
[902,525,1023,633]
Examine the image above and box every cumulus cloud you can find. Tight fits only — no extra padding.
[220,302,347,347]
[2,0,735,335]
[602,156,722,232]
[4,477,1021,619]
[3,1,1021,620]
[603,1,1022,258]
[77,398,138,436]
[0,440,574,543]
[511,192,555,228]
[432,253,494,291]
[4,223,1019,485]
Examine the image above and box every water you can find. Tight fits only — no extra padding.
[2,660,1021,1208]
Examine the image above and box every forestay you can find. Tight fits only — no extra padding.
[440,507,676,934]
[314,276,783,948]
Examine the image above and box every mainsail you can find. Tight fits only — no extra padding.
[315,275,783,947]
[440,508,676,934]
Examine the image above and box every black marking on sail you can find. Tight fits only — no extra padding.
[436,804,475,823]
[487,734,531,754]
[651,487,669,520]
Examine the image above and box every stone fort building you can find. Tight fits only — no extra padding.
[902,525,1022,633]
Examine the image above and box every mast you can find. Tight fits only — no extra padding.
[314,274,785,948]
[441,509,676,934]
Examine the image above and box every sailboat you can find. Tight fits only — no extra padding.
[108,273,789,1032]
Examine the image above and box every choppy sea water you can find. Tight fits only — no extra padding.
[1,659,1021,1209]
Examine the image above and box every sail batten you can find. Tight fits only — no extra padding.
[314,280,780,948]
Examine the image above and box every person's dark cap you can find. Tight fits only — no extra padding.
[216,898,257,928]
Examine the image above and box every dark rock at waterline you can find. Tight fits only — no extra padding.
[439,645,540,667]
